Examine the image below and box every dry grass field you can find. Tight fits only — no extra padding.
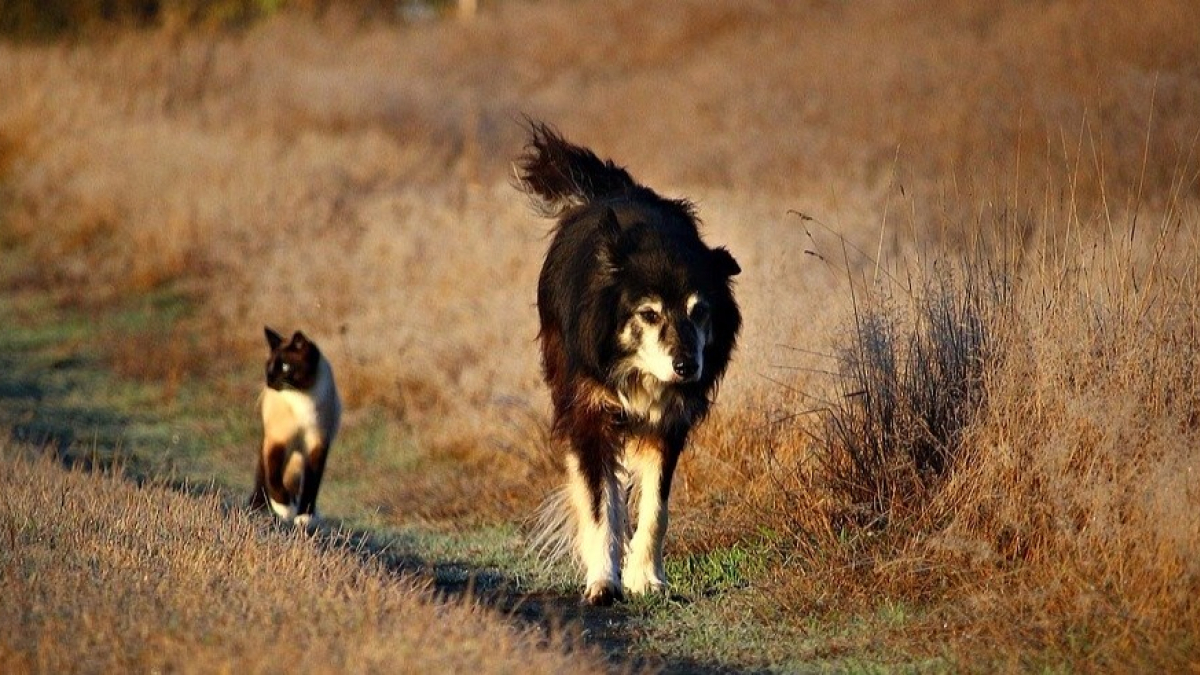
[0,445,603,674]
[2,0,1199,670]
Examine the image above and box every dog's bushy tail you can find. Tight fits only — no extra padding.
[526,485,580,569]
[515,121,639,217]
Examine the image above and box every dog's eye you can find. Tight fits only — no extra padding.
[638,308,662,324]
[691,302,711,324]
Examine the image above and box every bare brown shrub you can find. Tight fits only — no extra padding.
[818,265,1000,525]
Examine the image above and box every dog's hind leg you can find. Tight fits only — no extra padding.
[565,452,626,606]
[623,436,673,595]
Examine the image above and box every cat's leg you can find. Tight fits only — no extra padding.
[295,441,328,527]
[263,441,297,521]
[249,451,270,510]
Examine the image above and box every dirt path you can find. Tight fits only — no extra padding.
[316,525,751,674]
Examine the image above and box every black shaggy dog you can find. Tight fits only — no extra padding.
[517,123,741,605]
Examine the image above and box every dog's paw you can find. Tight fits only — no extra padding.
[582,581,624,607]
[623,565,668,596]
[293,514,313,529]
[624,577,668,596]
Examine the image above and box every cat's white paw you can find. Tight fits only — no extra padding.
[269,499,297,521]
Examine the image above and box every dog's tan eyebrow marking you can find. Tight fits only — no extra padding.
[634,297,663,312]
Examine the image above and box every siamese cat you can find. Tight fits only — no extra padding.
[250,327,341,527]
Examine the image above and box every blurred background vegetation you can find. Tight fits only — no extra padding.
[0,0,460,38]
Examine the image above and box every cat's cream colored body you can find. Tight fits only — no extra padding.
[260,357,341,523]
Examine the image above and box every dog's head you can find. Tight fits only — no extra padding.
[588,208,741,389]
[264,327,321,392]
[616,291,715,385]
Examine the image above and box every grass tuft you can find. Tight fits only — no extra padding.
[818,263,1002,527]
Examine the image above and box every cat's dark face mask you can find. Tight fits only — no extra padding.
[264,327,321,391]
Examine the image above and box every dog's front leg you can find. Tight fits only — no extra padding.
[564,450,625,606]
[623,436,674,595]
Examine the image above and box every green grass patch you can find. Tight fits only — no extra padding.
[0,291,176,475]
[665,539,773,598]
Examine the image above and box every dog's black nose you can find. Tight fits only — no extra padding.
[673,358,699,380]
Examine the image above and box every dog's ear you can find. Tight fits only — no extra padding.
[265,326,284,350]
[595,208,623,273]
[710,246,741,278]
[574,291,616,377]
[597,207,621,240]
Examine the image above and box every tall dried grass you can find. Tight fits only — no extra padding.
[753,199,1200,665]
[931,214,1200,665]
[820,265,999,523]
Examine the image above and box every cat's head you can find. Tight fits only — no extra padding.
[264,327,322,391]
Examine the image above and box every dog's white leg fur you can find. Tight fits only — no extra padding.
[566,454,625,604]
[624,440,668,595]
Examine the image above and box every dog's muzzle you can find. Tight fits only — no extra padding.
[672,356,700,382]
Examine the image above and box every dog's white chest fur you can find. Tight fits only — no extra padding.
[618,375,671,426]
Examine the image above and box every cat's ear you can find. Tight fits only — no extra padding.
[291,331,310,348]
[264,326,284,350]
